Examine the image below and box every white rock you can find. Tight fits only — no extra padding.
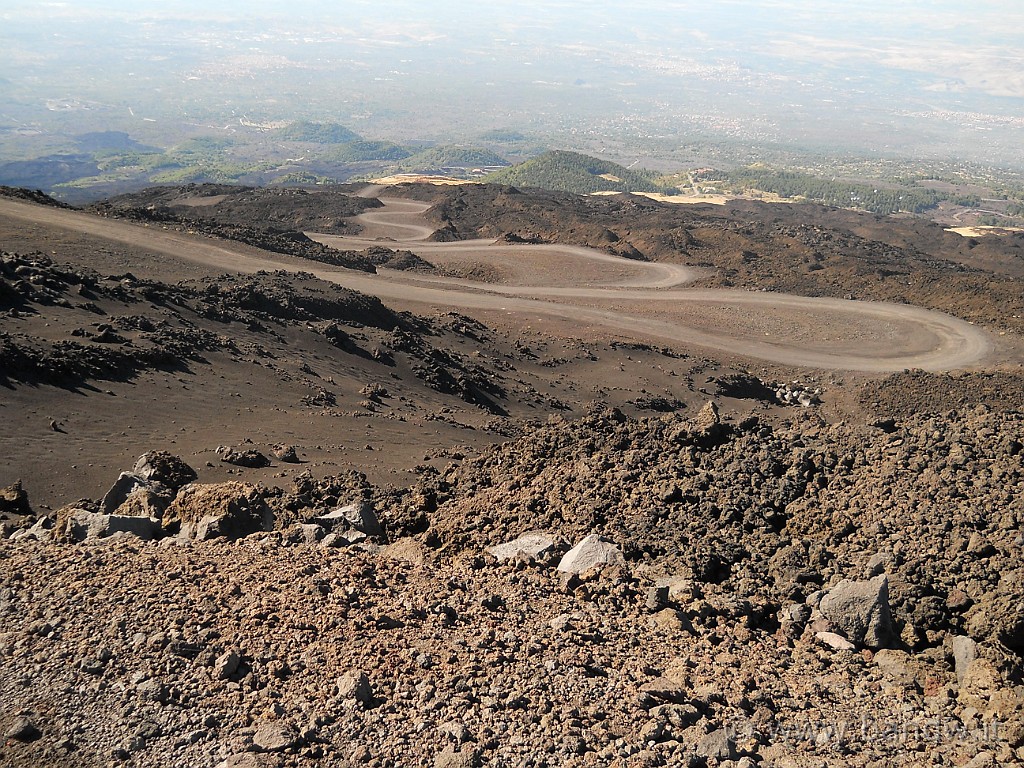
[556,533,625,573]
[487,531,566,562]
[816,631,857,652]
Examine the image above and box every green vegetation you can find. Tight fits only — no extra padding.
[478,129,530,143]
[270,171,339,186]
[716,166,981,214]
[399,145,508,172]
[272,121,361,144]
[149,163,270,185]
[484,150,675,195]
[325,141,412,163]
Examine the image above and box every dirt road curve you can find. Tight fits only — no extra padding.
[0,196,995,371]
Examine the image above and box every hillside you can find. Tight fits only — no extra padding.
[272,122,362,144]
[398,182,1024,334]
[325,141,412,163]
[483,150,674,195]
[397,145,509,173]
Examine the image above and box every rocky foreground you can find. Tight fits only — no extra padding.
[2,403,1022,768]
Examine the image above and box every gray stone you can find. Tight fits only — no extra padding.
[865,551,893,577]
[487,531,567,563]
[342,529,368,545]
[114,486,172,519]
[252,722,297,753]
[5,717,42,743]
[296,523,324,544]
[217,446,271,469]
[135,678,168,703]
[217,755,269,768]
[336,670,372,705]
[321,532,346,548]
[214,647,242,679]
[787,603,812,624]
[556,534,625,574]
[132,451,197,491]
[819,575,896,649]
[440,720,475,744]
[100,472,155,515]
[434,747,479,768]
[696,728,736,760]
[13,516,53,542]
[639,677,687,704]
[192,515,227,542]
[271,445,300,463]
[950,635,978,685]
[65,510,159,542]
[646,585,670,611]
[318,500,382,538]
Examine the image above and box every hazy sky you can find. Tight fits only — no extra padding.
[2,1,1022,164]
[4,0,1021,96]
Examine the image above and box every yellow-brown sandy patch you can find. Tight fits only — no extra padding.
[946,225,1024,238]
[370,174,480,186]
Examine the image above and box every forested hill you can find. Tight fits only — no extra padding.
[271,122,362,144]
[484,150,677,195]
[397,146,509,172]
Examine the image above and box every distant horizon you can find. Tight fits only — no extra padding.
[2,1,1023,170]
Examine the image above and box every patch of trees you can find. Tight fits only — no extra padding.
[484,151,677,195]
[726,168,981,214]
[273,122,362,144]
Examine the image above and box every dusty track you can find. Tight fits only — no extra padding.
[0,196,996,372]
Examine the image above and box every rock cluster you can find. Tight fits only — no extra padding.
[773,381,821,407]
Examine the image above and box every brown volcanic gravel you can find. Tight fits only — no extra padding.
[2,405,1023,768]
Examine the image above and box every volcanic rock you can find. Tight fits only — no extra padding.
[5,717,42,743]
[336,670,372,705]
[64,510,159,542]
[487,531,568,563]
[556,534,625,573]
[217,446,271,469]
[271,444,300,463]
[251,722,297,753]
[0,480,32,517]
[317,500,383,538]
[132,451,198,491]
[163,482,273,539]
[99,472,172,516]
[818,574,896,649]
[949,635,979,685]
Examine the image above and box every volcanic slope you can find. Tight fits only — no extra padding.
[396,182,1024,334]
[1,184,1023,768]
[0,186,841,510]
[82,184,1001,373]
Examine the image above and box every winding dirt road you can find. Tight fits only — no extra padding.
[0,195,996,372]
